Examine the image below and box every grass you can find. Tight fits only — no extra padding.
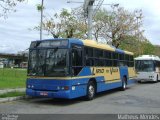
[0,91,25,98]
[0,68,27,89]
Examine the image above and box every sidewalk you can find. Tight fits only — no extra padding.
[0,88,27,103]
[0,88,26,95]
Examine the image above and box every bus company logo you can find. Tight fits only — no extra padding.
[110,68,118,74]
[96,69,104,73]
[94,68,118,74]
[1,114,18,120]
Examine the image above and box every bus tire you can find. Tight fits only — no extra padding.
[86,81,96,100]
[120,76,127,91]
[155,75,158,83]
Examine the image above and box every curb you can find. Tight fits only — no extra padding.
[0,95,32,103]
[0,88,26,95]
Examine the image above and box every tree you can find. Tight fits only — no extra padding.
[35,6,87,38]
[34,6,145,49]
[142,41,155,55]
[93,7,144,48]
[119,35,140,56]
[0,0,25,18]
[34,5,158,57]
[119,35,155,56]
[153,45,160,56]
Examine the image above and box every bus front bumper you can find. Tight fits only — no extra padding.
[26,88,71,99]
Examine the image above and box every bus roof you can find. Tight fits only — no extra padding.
[82,39,134,55]
[82,39,115,51]
[33,38,134,55]
[135,55,160,61]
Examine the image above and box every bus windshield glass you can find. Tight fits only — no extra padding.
[28,48,69,77]
[135,60,155,72]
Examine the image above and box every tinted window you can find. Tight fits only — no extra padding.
[86,58,94,66]
[130,55,134,61]
[85,47,93,57]
[95,59,105,66]
[125,55,129,61]
[72,48,82,66]
[94,49,103,58]
[104,51,112,59]
[113,53,118,59]
[113,60,118,66]
[105,60,112,66]
[119,54,124,60]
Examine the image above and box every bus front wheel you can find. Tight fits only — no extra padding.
[86,81,96,100]
[155,75,158,83]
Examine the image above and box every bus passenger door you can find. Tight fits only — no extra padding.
[71,44,83,76]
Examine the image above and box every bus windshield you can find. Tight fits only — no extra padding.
[135,60,155,72]
[28,48,69,77]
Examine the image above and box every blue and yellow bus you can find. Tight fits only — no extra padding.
[26,38,136,100]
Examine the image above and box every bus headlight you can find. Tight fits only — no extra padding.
[63,86,69,90]
[149,76,154,78]
[72,86,75,90]
[57,86,60,90]
[59,86,69,90]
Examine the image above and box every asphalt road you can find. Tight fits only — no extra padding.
[0,82,160,114]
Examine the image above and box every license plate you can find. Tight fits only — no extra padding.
[40,92,48,96]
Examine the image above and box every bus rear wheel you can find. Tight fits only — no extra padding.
[120,77,127,91]
[86,81,96,100]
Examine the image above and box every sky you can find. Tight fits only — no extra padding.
[0,0,160,53]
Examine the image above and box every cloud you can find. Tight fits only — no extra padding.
[0,44,18,53]
[0,0,159,54]
[104,0,160,45]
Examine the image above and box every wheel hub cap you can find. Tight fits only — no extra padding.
[89,85,94,97]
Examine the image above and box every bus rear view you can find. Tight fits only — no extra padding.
[135,55,160,82]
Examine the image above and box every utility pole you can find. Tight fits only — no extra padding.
[84,0,95,39]
[40,0,44,40]
[135,9,142,55]
[136,16,141,55]
[87,5,93,39]
[68,0,118,40]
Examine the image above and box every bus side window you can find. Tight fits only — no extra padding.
[86,58,94,66]
[130,55,134,61]
[72,46,83,66]
[85,47,95,66]
[71,45,83,76]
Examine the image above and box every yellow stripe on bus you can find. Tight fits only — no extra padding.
[82,40,115,52]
